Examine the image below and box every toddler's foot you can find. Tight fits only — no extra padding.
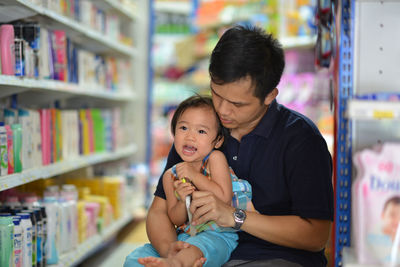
[138,256,180,267]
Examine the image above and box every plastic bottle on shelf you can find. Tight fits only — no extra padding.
[61,184,78,248]
[24,196,41,209]
[0,215,14,267]
[5,124,14,174]
[16,213,33,267]
[44,185,60,198]
[32,208,44,267]
[21,209,37,267]
[11,124,23,173]
[40,207,47,266]
[0,24,15,75]
[43,196,60,265]
[58,195,72,253]
[5,196,21,209]
[13,216,23,267]
[0,123,8,175]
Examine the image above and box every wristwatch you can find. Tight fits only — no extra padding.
[233,208,247,230]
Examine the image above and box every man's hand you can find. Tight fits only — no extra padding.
[190,190,235,227]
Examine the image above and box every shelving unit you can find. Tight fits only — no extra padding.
[0,144,138,191]
[0,75,136,101]
[334,0,400,266]
[96,0,139,20]
[154,1,192,15]
[280,35,317,50]
[1,0,137,56]
[347,100,400,120]
[49,213,134,267]
[0,1,150,265]
[0,0,149,185]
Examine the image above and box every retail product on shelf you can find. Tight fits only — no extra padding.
[0,215,14,267]
[13,216,23,267]
[0,22,133,93]
[0,0,146,265]
[0,173,136,266]
[0,24,15,75]
[0,105,127,176]
[353,143,400,265]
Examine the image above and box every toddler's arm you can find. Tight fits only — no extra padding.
[178,151,232,204]
[163,169,195,226]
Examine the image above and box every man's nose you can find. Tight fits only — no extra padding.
[216,99,231,116]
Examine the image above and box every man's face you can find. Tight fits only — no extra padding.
[210,76,276,139]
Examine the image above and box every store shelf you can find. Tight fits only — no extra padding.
[50,213,134,267]
[100,0,138,20]
[0,144,138,192]
[2,0,137,57]
[342,248,378,267]
[347,99,400,120]
[196,14,252,31]
[0,75,136,101]
[154,1,192,15]
[280,35,317,50]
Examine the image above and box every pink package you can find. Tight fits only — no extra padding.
[85,202,100,237]
[0,25,15,75]
[353,143,400,265]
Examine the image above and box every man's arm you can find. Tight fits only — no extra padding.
[242,212,331,252]
[146,196,177,257]
[190,191,331,252]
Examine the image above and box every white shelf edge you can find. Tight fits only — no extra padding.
[15,0,136,57]
[347,99,400,120]
[0,75,136,101]
[52,213,134,267]
[154,1,192,15]
[103,0,138,20]
[0,144,138,192]
[280,35,317,49]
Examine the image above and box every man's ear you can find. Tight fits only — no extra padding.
[214,136,224,149]
[264,88,279,106]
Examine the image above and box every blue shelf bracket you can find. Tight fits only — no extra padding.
[334,0,354,266]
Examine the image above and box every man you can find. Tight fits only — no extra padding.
[126,25,333,267]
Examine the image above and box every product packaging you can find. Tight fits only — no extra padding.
[0,215,14,267]
[0,24,15,75]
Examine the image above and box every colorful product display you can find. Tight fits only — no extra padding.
[353,143,400,265]
[0,22,133,94]
[0,106,125,176]
[0,175,128,266]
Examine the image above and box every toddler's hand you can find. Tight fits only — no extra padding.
[174,179,195,201]
[176,162,198,184]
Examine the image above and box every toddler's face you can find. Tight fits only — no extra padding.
[174,107,220,164]
[382,202,400,239]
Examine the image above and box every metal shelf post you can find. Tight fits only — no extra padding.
[334,0,354,266]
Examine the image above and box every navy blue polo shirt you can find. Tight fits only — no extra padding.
[154,100,334,266]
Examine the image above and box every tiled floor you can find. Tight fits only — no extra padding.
[80,219,148,266]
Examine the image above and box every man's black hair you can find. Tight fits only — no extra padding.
[170,95,228,148]
[209,25,285,102]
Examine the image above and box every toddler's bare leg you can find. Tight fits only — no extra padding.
[138,245,203,267]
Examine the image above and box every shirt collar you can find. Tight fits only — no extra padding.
[250,99,279,139]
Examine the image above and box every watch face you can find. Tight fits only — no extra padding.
[235,210,245,220]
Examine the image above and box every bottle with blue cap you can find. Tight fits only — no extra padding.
[17,212,33,267]
[13,216,23,267]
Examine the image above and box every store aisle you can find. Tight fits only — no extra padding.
[81,219,148,266]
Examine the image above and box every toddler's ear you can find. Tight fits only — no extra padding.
[214,136,224,149]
